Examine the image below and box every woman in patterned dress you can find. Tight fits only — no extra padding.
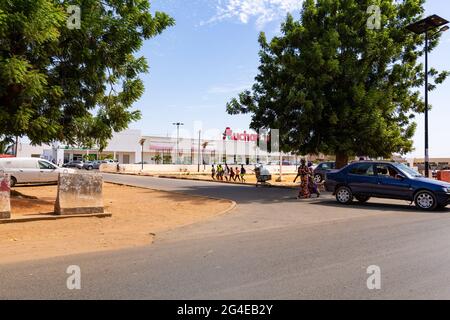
[297,159,311,199]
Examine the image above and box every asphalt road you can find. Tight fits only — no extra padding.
[1,173,450,299]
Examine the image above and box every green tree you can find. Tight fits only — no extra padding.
[0,0,174,149]
[0,135,14,154]
[152,154,162,164]
[227,0,448,168]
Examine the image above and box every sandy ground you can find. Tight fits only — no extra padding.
[0,183,233,264]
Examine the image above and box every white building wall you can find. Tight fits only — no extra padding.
[104,129,142,163]
[16,142,50,158]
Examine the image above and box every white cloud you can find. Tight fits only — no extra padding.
[208,83,252,94]
[202,0,303,29]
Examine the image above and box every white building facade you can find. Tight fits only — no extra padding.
[16,128,300,165]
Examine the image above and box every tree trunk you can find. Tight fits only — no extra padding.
[335,151,349,169]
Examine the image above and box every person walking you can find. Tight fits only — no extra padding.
[229,165,235,181]
[307,161,320,198]
[293,163,303,183]
[240,164,246,183]
[234,167,241,182]
[211,164,216,180]
[296,159,310,199]
[224,164,230,182]
[216,164,223,180]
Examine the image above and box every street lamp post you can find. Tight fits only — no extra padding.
[172,122,184,165]
[139,138,146,170]
[197,130,201,172]
[407,15,449,178]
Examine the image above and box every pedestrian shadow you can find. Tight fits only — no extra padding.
[311,198,450,213]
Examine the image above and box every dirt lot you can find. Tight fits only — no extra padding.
[0,183,233,264]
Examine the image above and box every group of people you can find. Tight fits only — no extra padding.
[294,159,321,199]
[211,164,246,182]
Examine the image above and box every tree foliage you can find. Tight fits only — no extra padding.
[227,0,448,167]
[0,0,174,149]
[0,135,14,154]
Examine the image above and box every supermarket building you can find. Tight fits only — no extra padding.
[16,128,298,165]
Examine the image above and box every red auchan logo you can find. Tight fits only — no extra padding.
[223,127,260,142]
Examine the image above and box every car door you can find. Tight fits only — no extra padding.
[17,159,42,183]
[374,164,412,199]
[347,163,377,194]
[38,160,59,183]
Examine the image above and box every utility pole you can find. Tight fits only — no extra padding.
[198,130,201,172]
[14,136,18,157]
[172,122,184,164]
[406,15,449,177]
[139,138,146,170]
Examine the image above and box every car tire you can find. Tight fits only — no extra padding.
[88,166,93,170]
[10,176,17,188]
[355,195,370,203]
[414,190,438,211]
[314,174,323,183]
[336,186,353,205]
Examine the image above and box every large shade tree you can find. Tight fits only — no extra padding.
[227,0,448,168]
[0,0,174,149]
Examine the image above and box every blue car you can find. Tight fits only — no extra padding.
[325,161,450,211]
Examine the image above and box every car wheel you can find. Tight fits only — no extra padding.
[336,186,353,205]
[88,166,93,170]
[10,176,17,188]
[355,195,370,203]
[414,190,438,211]
[314,174,323,183]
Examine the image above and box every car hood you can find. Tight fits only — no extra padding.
[412,176,450,188]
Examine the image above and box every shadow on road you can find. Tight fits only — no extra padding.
[311,198,450,213]
[153,184,299,204]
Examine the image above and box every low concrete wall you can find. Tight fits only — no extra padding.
[437,170,450,183]
[55,173,104,215]
[100,164,299,175]
[0,173,11,219]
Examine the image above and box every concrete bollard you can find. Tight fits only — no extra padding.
[0,173,11,219]
[54,172,104,215]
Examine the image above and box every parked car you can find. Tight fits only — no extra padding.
[101,159,118,164]
[313,161,336,183]
[62,160,84,169]
[83,160,102,170]
[325,161,450,211]
[0,157,76,187]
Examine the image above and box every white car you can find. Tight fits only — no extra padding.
[0,157,76,187]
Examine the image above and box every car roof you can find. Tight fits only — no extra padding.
[351,160,398,165]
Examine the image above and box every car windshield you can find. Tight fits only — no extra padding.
[394,163,422,178]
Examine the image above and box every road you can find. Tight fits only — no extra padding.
[1,173,450,299]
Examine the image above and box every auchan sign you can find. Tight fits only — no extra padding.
[223,127,261,142]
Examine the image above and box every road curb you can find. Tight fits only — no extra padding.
[0,212,112,224]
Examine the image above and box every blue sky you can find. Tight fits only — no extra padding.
[130,0,450,158]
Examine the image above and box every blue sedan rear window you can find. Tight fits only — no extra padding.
[349,163,375,176]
